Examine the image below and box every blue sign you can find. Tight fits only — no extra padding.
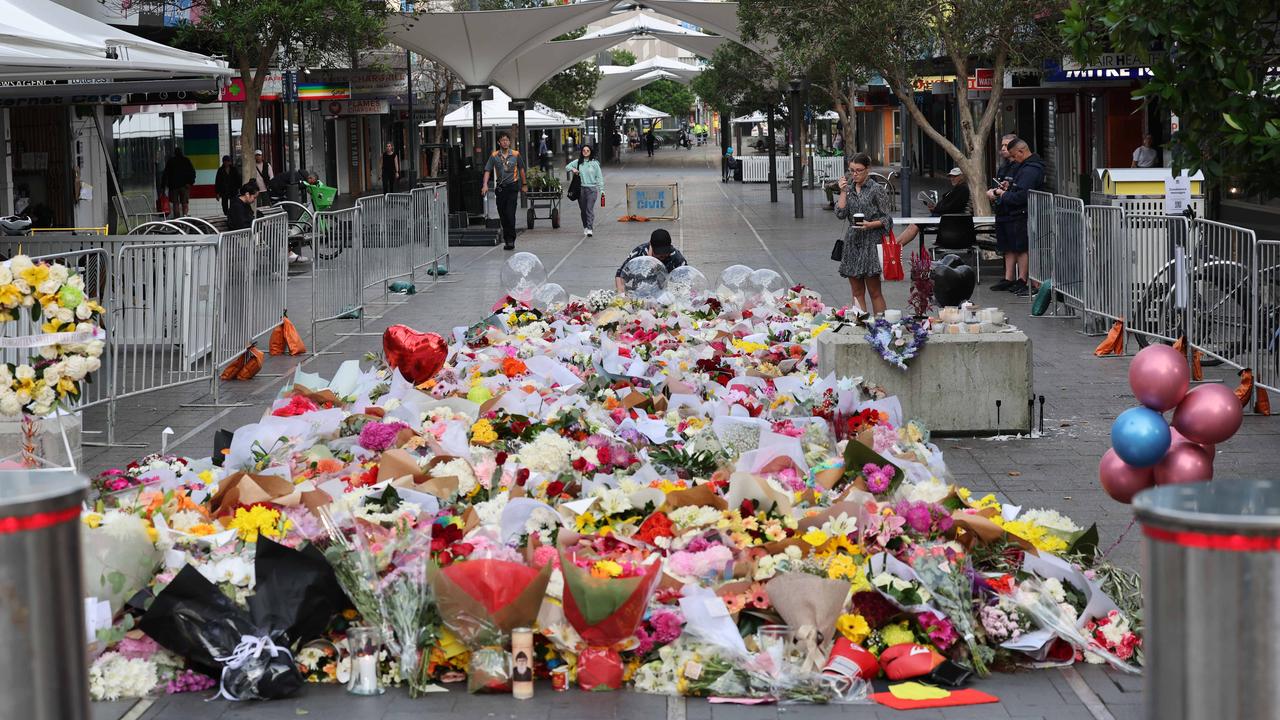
[636,190,667,210]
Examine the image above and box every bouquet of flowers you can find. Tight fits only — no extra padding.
[559,535,662,690]
[427,539,552,693]
[139,539,345,701]
[909,544,990,676]
[765,571,852,673]
[863,318,929,371]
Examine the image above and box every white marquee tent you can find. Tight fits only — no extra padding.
[421,87,579,129]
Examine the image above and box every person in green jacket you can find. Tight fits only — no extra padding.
[566,144,605,237]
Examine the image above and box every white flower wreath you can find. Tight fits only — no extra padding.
[0,255,106,417]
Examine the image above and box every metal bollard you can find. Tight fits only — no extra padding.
[1134,479,1280,720]
[0,469,90,720]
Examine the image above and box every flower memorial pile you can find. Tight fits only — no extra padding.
[82,279,1141,704]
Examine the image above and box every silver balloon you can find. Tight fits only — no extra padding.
[500,252,547,303]
[531,282,568,311]
[621,256,669,299]
[748,268,785,302]
[668,265,710,303]
[716,264,753,304]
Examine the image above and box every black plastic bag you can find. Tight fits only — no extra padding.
[140,539,345,701]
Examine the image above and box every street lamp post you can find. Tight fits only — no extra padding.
[466,85,486,169]
[789,76,804,219]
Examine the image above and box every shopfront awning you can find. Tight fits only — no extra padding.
[0,0,230,82]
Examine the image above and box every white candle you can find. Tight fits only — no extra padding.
[352,654,379,695]
[883,309,902,323]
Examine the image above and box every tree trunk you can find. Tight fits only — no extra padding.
[240,90,259,185]
[884,53,1007,215]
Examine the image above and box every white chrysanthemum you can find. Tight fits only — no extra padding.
[0,391,20,416]
[894,477,951,505]
[14,364,34,382]
[434,458,478,496]
[515,430,574,475]
[473,492,509,527]
[168,510,206,533]
[667,504,722,529]
[48,264,69,284]
[100,512,151,542]
[1019,508,1081,534]
[88,652,159,701]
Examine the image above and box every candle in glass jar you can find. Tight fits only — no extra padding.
[883,309,902,323]
[512,627,534,700]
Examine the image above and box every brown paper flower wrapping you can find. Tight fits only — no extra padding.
[766,572,851,672]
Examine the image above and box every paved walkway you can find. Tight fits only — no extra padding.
[88,144,1275,719]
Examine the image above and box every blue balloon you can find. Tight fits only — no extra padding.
[1110,406,1171,468]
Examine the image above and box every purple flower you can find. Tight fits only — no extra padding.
[904,504,933,534]
[915,610,959,649]
[358,421,409,452]
[650,610,685,644]
[862,462,894,493]
[166,669,216,694]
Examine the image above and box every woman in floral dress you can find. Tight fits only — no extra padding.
[835,152,893,314]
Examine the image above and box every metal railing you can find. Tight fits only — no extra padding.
[5,186,454,450]
[1032,190,1280,397]
[310,207,364,349]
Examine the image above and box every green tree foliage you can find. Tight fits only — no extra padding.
[1063,0,1280,197]
[611,49,638,67]
[635,79,697,122]
[690,43,785,118]
[154,0,385,182]
[740,0,1060,212]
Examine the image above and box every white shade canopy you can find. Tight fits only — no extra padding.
[635,0,774,52]
[732,110,767,124]
[581,10,704,39]
[490,34,621,101]
[421,87,579,129]
[621,104,670,120]
[387,1,618,87]
[0,0,229,82]
[590,69,682,111]
[646,31,727,60]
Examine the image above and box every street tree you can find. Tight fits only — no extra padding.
[133,0,386,183]
[636,79,697,122]
[740,0,1061,213]
[1062,0,1280,198]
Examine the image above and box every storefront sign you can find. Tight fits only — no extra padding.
[967,69,994,91]
[298,81,351,101]
[909,70,993,93]
[325,99,389,117]
[349,72,408,99]
[1045,60,1153,82]
[220,74,284,102]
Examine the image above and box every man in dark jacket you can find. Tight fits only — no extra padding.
[162,148,197,218]
[895,167,972,247]
[214,155,239,216]
[227,182,258,231]
[991,139,1045,296]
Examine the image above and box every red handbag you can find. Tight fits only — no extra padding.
[881,231,905,281]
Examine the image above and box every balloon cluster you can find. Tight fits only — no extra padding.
[501,253,568,311]
[716,265,785,308]
[1100,344,1244,503]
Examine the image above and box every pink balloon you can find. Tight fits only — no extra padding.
[1172,383,1244,445]
[1129,345,1191,411]
[1170,427,1215,457]
[1099,448,1155,504]
[1154,443,1214,485]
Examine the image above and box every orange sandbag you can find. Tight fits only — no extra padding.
[1094,320,1125,356]
[1256,387,1272,416]
[1191,349,1203,381]
[1235,369,1255,406]
[221,344,264,381]
[269,311,307,356]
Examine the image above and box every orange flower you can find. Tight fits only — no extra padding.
[315,457,345,475]
[603,396,621,410]
[723,592,746,614]
[501,357,528,378]
[174,491,206,516]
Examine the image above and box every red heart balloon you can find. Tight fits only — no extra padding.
[382,325,447,384]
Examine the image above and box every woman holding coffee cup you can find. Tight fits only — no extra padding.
[834,153,892,314]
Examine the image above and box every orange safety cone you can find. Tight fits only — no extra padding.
[1094,320,1125,356]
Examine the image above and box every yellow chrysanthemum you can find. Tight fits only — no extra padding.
[228,505,284,543]
[0,284,21,308]
[802,528,829,547]
[836,614,871,644]
[996,518,1068,554]
[881,621,915,647]
[592,559,623,578]
[188,523,218,537]
[82,512,103,529]
[469,419,498,445]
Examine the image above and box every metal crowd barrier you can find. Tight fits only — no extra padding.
[110,239,221,444]
[1082,205,1129,335]
[310,206,364,348]
[1256,240,1280,393]
[1032,190,1279,397]
[4,188,453,448]
[1028,190,1055,294]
